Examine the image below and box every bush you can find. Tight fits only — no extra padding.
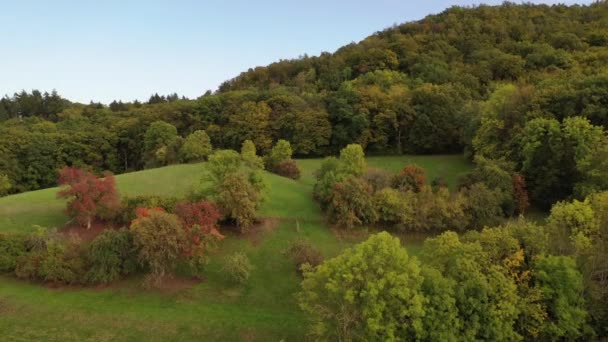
[116,195,179,224]
[373,188,414,229]
[327,177,378,229]
[392,164,427,193]
[273,160,301,180]
[130,210,187,286]
[462,183,505,230]
[16,236,86,284]
[86,229,138,284]
[222,252,253,285]
[362,168,393,192]
[38,238,86,284]
[284,239,324,274]
[0,234,27,272]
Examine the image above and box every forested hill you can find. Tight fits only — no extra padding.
[1,2,608,206]
[219,2,608,95]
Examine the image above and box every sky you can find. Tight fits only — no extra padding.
[0,0,595,104]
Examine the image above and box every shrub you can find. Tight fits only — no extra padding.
[373,188,414,229]
[130,210,187,286]
[0,234,27,272]
[327,177,378,229]
[116,195,179,224]
[392,164,427,193]
[273,160,301,180]
[16,236,86,284]
[86,229,138,284]
[462,183,505,230]
[38,238,86,284]
[362,168,393,192]
[284,239,324,274]
[431,176,448,190]
[222,252,253,285]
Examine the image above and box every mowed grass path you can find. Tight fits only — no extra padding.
[0,155,471,341]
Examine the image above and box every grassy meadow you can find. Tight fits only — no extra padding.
[0,155,472,341]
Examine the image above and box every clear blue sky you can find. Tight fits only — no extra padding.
[0,0,593,103]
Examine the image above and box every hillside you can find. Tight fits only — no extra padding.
[1,2,608,208]
[0,155,471,340]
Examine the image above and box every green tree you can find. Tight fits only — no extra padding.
[202,149,242,189]
[226,101,273,152]
[534,255,587,340]
[266,139,293,169]
[216,172,262,232]
[327,177,378,229]
[240,140,264,170]
[144,120,178,155]
[130,210,187,286]
[519,118,571,208]
[299,232,425,341]
[338,143,366,176]
[0,173,10,196]
[423,232,521,340]
[179,130,212,162]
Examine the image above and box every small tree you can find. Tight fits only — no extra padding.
[57,167,120,229]
[267,139,293,169]
[174,201,223,271]
[338,144,366,176]
[180,130,212,162]
[392,164,427,192]
[222,252,253,285]
[203,149,242,188]
[216,172,262,232]
[0,173,11,196]
[130,210,187,286]
[327,177,378,229]
[241,139,264,169]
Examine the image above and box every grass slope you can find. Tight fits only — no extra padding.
[0,155,471,341]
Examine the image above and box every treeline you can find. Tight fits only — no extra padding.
[2,2,608,208]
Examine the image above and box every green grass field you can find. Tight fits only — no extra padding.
[0,155,472,341]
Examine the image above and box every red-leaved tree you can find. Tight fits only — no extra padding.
[512,173,530,215]
[392,164,427,193]
[174,201,224,261]
[57,167,120,229]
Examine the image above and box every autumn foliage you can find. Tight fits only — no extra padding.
[512,173,530,215]
[174,200,224,244]
[57,167,120,229]
[393,164,427,193]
